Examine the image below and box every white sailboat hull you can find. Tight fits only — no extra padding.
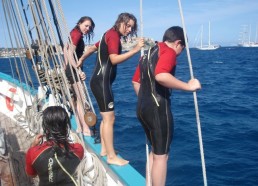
[0,72,145,186]
[196,45,220,50]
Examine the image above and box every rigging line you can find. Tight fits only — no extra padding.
[4,0,31,106]
[27,0,58,103]
[39,0,71,107]
[55,0,95,112]
[48,0,63,48]
[35,0,67,106]
[139,1,151,185]
[177,0,208,186]
[19,0,33,42]
[9,0,34,88]
[55,0,95,114]
[12,0,43,89]
[0,2,15,79]
[49,0,87,132]
[140,0,144,57]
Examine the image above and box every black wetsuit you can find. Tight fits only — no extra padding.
[137,44,175,155]
[90,33,121,112]
[65,28,85,84]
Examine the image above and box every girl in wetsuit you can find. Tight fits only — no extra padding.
[76,13,144,166]
[64,16,95,136]
[132,26,201,186]
[25,106,84,186]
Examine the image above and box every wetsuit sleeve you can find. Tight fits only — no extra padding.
[95,41,100,48]
[70,29,82,46]
[132,65,140,83]
[72,143,84,160]
[105,30,120,54]
[155,48,176,75]
[25,148,37,176]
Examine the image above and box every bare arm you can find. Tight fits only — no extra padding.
[64,44,78,69]
[155,73,201,91]
[109,38,144,65]
[77,45,97,67]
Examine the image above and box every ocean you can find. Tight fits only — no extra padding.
[1,47,258,186]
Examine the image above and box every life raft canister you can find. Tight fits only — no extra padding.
[5,87,17,111]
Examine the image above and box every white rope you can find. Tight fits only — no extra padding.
[177,1,208,186]
[139,0,151,185]
[140,0,144,57]
[76,152,107,186]
[55,0,96,115]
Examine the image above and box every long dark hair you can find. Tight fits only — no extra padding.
[113,12,138,38]
[75,16,95,43]
[42,106,71,153]
[162,26,185,46]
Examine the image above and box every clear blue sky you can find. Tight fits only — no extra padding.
[0,0,258,47]
[61,0,258,47]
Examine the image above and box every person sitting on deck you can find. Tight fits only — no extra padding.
[25,106,84,186]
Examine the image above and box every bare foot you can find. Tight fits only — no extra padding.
[107,156,129,166]
[100,150,107,157]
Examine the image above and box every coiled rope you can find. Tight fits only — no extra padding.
[177,0,208,185]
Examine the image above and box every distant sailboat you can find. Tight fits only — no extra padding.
[196,21,220,50]
[238,24,258,47]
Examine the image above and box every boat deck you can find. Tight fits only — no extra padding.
[0,113,38,186]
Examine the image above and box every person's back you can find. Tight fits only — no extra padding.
[25,106,84,185]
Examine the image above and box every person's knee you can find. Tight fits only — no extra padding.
[153,154,168,162]
[101,112,115,124]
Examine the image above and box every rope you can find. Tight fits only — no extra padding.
[54,152,79,186]
[140,0,144,57]
[177,1,208,185]
[139,1,151,185]
[76,152,107,186]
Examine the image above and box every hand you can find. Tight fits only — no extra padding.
[188,78,201,91]
[79,71,86,80]
[134,37,145,52]
[31,134,44,147]
[77,59,83,68]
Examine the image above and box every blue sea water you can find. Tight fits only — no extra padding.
[1,47,258,185]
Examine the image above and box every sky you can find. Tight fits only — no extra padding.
[0,0,258,47]
[60,0,258,47]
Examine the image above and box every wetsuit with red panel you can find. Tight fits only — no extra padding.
[90,28,122,112]
[25,141,84,186]
[132,42,177,155]
[65,28,85,84]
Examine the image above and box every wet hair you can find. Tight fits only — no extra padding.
[162,26,185,46]
[42,106,71,153]
[113,12,138,38]
[75,16,95,43]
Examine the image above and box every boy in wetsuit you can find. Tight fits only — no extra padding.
[132,26,201,186]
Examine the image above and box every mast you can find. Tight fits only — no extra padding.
[208,21,211,46]
[200,24,203,48]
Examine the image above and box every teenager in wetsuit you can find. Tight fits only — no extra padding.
[64,16,95,136]
[25,106,84,186]
[76,13,144,166]
[132,26,201,186]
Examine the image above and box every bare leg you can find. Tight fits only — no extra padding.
[73,83,91,136]
[151,153,168,186]
[69,95,82,133]
[99,120,107,156]
[100,111,129,166]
